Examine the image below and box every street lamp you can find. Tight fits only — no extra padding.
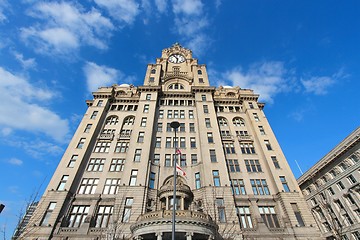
[170,121,180,240]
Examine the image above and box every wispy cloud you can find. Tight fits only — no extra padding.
[21,1,114,55]
[83,61,135,92]
[94,0,140,25]
[13,51,36,69]
[0,67,69,142]
[8,158,23,166]
[154,0,167,13]
[0,0,8,23]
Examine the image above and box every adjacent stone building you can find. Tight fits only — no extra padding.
[298,127,360,240]
[22,44,321,239]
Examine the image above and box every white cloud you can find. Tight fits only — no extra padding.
[8,158,23,166]
[301,76,335,95]
[94,0,140,24]
[0,67,69,142]
[13,51,36,69]
[0,0,8,23]
[172,0,203,15]
[155,0,167,13]
[21,1,114,55]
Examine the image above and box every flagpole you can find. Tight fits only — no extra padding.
[170,121,180,240]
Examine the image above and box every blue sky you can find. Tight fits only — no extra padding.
[0,0,359,237]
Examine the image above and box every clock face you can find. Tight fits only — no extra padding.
[168,54,185,63]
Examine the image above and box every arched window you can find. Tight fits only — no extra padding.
[106,116,119,125]
[233,117,245,127]
[198,70,202,75]
[168,83,185,90]
[151,69,156,74]
[218,117,228,127]
[123,116,135,126]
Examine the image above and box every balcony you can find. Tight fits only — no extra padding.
[237,135,253,142]
[118,133,131,140]
[220,134,234,141]
[98,133,114,140]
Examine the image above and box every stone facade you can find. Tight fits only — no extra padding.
[22,44,322,240]
[298,127,360,240]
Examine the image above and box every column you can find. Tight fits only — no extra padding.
[186,232,193,240]
[155,232,163,240]
[166,197,169,210]
[181,197,185,210]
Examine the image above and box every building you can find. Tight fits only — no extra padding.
[12,201,38,239]
[298,127,360,240]
[22,44,321,240]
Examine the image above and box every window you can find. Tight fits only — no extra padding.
[233,117,245,126]
[87,158,105,172]
[346,194,356,205]
[137,132,145,143]
[195,172,201,189]
[245,159,262,172]
[218,117,228,126]
[236,130,249,136]
[216,198,226,222]
[84,124,92,133]
[153,154,160,165]
[166,123,172,132]
[352,231,360,240]
[157,123,163,132]
[201,94,206,101]
[251,179,270,195]
[189,123,195,132]
[146,94,151,100]
[205,118,211,128]
[90,111,98,119]
[106,116,119,125]
[207,132,214,143]
[165,154,171,167]
[259,126,265,135]
[151,69,156,74]
[129,170,138,186]
[134,149,141,162]
[253,113,260,122]
[271,156,280,169]
[68,155,78,168]
[140,117,147,127]
[122,198,133,222]
[327,187,335,195]
[213,170,221,187]
[143,104,149,113]
[198,69,202,75]
[280,176,290,192]
[166,137,171,148]
[190,137,196,148]
[237,206,253,228]
[57,175,68,191]
[227,159,240,172]
[78,178,99,194]
[231,179,246,195]
[77,138,85,149]
[240,143,255,154]
[210,149,217,162]
[109,158,125,172]
[224,143,236,154]
[41,202,56,226]
[149,172,156,189]
[344,213,354,226]
[347,175,357,184]
[174,110,179,119]
[258,206,280,228]
[155,137,161,148]
[123,116,135,125]
[189,110,194,118]
[95,206,113,228]
[180,137,186,148]
[94,141,110,153]
[180,110,185,119]
[180,155,186,166]
[337,181,345,190]
[203,105,209,113]
[103,178,120,194]
[159,110,164,118]
[169,83,184,90]
[96,100,103,107]
[248,102,254,109]
[167,110,173,119]
[115,141,129,153]
[191,154,198,165]
[68,205,90,227]
[265,140,272,150]
[149,77,155,82]
[179,123,185,132]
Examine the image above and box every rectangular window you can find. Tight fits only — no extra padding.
[146,94,151,100]
[249,102,254,109]
[97,100,103,107]
[165,154,171,167]
[337,181,345,190]
[203,105,209,113]
[84,124,92,133]
[134,149,141,162]
[240,143,255,154]
[227,159,240,172]
[231,179,246,195]
[103,178,120,194]
[68,205,90,227]
[77,138,85,149]
[153,154,160,165]
[155,137,161,148]
[237,206,253,228]
[87,158,105,172]
[167,110,173,119]
[195,172,201,189]
[174,110,179,119]
[129,170,138,186]
[205,118,211,128]
[90,111,98,119]
[245,159,262,172]
[190,137,196,148]
[115,142,129,153]
[109,158,125,172]
[179,123,185,132]
[213,170,221,187]
[258,206,280,228]
[224,143,236,154]
[180,137,186,148]
[346,194,356,205]
[207,132,214,143]
[159,110,164,118]
[258,126,265,135]
[78,178,99,194]
[280,176,290,192]
[210,149,217,162]
[137,132,145,143]
[199,78,204,83]
[328,187,335,195]
[191,154,198,165]
[149,77,154,82]
[253,113,259,122]
[347,175,357,184]
[271,156,280,169]
[189,123,195,132]
[143,104,149,113]
[265,140,272,150]
[57,175,68,191]
[122,198,133,222]
[157,123,163,132]
[140,117,147,127]
[41,202,56,226]
[149,172,156,189]
[180,155,186,167]
[216,198,226,223]
[68,155,78,168]
[95,206,113,228]
[251,179,270,195]
[166,137,171,148]
[166,123,172,132]
[201,94,206,101]
[180,110,185,119]
[94,141,110,153]
[189,110,194,118]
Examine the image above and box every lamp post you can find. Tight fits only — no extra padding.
[170,121,180,240]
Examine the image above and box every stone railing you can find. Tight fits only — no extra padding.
[98,133,114,140]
